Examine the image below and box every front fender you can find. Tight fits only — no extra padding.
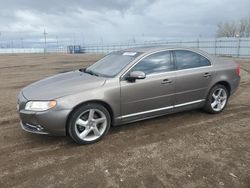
[57,79,121,123]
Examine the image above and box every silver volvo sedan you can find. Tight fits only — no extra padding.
[17,47,240,144]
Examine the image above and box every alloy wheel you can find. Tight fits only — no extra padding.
[211,88,227,112]
[74,109,107,141]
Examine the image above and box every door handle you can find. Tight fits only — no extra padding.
[203,72,211,77]
[161,79,172,84]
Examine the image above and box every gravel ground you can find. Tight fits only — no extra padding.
[0,54,249,188]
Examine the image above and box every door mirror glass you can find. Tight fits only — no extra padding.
[126,71,146,82]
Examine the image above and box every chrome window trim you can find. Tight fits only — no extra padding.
[146,65,212,78]
[118,99,205,119]
[120,48,213,80]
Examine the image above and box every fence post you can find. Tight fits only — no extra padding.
[237,38,241,57]
[214,38,217,56]
[11,40,14,55]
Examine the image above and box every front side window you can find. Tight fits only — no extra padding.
[174,50,211,70]
[130,51,173,75]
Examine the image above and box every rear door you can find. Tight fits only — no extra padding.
[120,51,176,122]
[173,50,213,105]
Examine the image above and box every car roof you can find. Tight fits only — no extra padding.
[120,45,211,58]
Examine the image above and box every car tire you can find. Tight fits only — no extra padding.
[68,103,111,144]
[204,84,229,114]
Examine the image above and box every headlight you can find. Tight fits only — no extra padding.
[25,101,57,111]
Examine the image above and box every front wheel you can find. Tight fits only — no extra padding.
[204,84,229,114]
[68,103,111,144]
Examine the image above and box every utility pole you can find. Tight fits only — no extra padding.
[43,29,48,55]
[248,13,250,38]
[73,33,76,54]
[20,38,24,53]
[0,31,2,49]
[20,37,24,48]
[11,40,14,55]
[56,36,59,53]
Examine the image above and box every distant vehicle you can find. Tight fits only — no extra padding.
[17,47,240,144]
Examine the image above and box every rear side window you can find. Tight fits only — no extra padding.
[174,50,211,70]
[130,51,173,75]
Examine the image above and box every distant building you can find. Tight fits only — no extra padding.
[67,45,83,54]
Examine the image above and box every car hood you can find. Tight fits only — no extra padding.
[22,70,106,100]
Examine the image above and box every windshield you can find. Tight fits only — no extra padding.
[85,51,141,77]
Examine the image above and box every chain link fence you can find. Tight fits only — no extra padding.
[0,38,250,57]
[82,38,250,57]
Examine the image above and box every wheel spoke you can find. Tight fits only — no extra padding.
[79,127,92,138]
[221,96,227,101]
[217,102,222,110]
[211,101,217,108]
[88,109,95,121]
[218,89,223,96]
[93,127,101,136]
[212,93,217,99]
[76,118,88,128]
[95,117,106,124]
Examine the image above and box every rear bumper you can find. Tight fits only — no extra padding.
[230,76,240,95]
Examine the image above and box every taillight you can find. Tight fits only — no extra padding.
[236,65,240,76]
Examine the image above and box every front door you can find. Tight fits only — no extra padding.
[120,51,176,122]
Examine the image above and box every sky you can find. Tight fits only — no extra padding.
[0,0,249,44]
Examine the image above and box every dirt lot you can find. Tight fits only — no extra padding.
[0,54,249,188]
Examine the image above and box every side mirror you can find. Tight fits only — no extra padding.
[126,71,146,82]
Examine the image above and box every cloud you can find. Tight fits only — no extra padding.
[0,0,249,43]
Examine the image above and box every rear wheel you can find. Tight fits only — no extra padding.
[204,84,229,114]
[68,103,111,144]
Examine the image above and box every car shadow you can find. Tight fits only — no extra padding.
[109,109,205,135]
[20,108,211,147]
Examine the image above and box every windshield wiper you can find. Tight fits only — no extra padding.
[81,68,99,77]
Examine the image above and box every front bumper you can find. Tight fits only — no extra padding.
[17,92,71,136]
[20,121,49,134]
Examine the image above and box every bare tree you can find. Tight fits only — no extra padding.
[246,15,250,37]
[216,16,250,37]
[239,18,249,37]
[216,22,237,37]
